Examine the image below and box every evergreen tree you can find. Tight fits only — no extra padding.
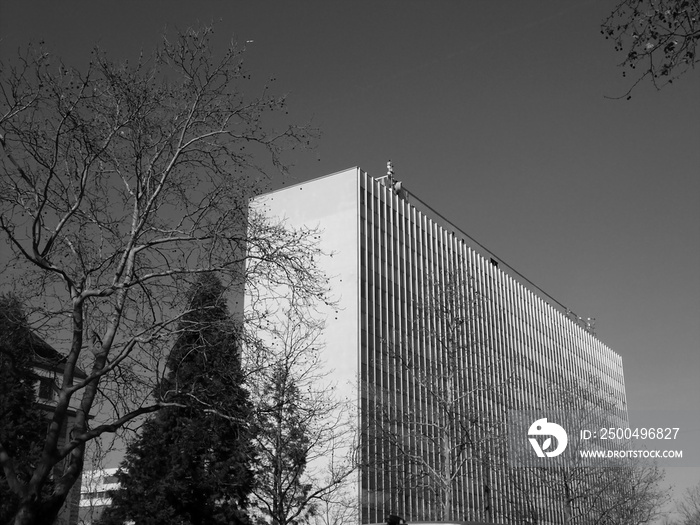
[0,295,49,523]
[101,274,253,525]
[248,299,357,525]
[253,363,315,525]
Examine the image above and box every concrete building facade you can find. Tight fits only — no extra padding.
[249,167,627,524]
[78,468,120,525]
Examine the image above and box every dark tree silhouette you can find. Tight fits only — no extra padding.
[0,295,50,523]
[100,274,254,525]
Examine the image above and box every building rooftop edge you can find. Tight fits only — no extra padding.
[252,167,363,199]
[373,174,605,344]
[256,167,609,348]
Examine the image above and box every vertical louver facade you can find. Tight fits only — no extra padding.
[250,167,627,525]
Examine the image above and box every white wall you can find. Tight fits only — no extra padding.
[249,167,361,401]
[247,168,362,523]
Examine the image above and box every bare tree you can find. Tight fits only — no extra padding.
[677,481,700,525]
[247,295,357,525]
[510,378,668,525]
[312,482,360,525]
[374,271,510,522]
[513,459,666,525]
[602,0,700,98]
[0,25,325,525]
[605,459,668,525]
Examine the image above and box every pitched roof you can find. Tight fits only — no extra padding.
[29,331,88,379]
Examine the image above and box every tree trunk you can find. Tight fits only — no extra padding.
[13,497,64,525]
[441,433,452,521]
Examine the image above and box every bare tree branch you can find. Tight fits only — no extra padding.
[0,24,322,525]
[602,0,700,98]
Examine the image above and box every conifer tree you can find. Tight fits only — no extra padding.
[100,274,253,525]
[248,297,357,525]
[253,363,315,525]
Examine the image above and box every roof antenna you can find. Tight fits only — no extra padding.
[378,160,394,183]
[377,160,405,198]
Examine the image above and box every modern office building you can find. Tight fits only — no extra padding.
[249,167,627,524]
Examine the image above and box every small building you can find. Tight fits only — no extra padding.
[78,468,121,525]
[29,333,88,525]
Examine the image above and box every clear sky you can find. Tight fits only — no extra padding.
[1,0,698,513]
